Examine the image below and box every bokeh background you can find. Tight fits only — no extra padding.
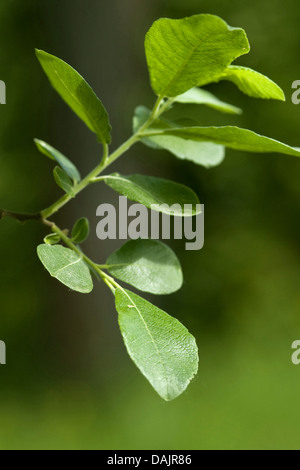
[1,0,300,450]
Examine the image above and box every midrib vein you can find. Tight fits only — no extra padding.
[122,289,170,394]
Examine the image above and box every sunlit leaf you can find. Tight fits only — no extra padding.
[216,65,285,100]
[103,172,201,216]
[115,288,198,400]
[37,244,93,293]
[36,49,111,143]
[144,125,300,158]
[145,14,249,97]
[107,239,183,294]
[133,106,225,168]
[174,87,242,114]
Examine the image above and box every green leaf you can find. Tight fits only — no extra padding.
[53,166,75,197]
[44,233,61,245]
[145,14,249,97]
[71,217,90,244]
[133,106,225,168]
[144,137,225,168]
[37,244,93,294]
[174,87,242,114]
[115,288,198,400]
[103,173,201,216]
[216,66,285,101]
[107,239,183,295]
[144,125,300,158]
[34,139,81,183]
[36,49,111,144]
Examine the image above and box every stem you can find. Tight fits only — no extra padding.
[105,132,141,167]
[150,95,165,119]
[40,96,172,220]
[2,98,175,301]
[41,143,108,219]
[0,209,41,223]
[41,133,141,219]
[97,263,128,269]
[1,98,174,224]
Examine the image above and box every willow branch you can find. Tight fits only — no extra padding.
[0,209,42,223]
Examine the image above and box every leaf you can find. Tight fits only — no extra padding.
[216,66,285,101]
[103,173,201,216]
[71,217,90,244]
[53,166,75,197]
[174,87,242,114]
[144,125,300,158]
[36,49,111,144]
[37,244,93,293]
[34,139,81,183]
[115,288,198,400]
[133,106,225,168]
[44,233,61,245]
[107,239,183,295]
[145,137,225,168]
[145,14,249,97]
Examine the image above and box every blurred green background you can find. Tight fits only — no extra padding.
[1,0,300,450]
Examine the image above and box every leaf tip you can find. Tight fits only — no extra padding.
[35,49,46,61]
[278,89,286,102]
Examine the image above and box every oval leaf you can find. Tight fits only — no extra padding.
[217,66,285,101]
[174,87,242,114]
[72,217,90,244]
[107,239,183,295]
[103,173,201,216]
[142,136,225,168]
[145,14,249,97]
[144,126,300,158]
[133,106,225,168]
[37,244,93,293]
[36,50,111,144]
[34,139,81,182]
[115,288,198,401]
[53,166,75,197]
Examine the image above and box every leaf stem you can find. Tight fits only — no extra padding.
[97,263,128,269]
[151,95,165,119]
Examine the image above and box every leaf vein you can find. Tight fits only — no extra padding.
[121,288,170,396]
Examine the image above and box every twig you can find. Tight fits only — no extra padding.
[0,209,41,223]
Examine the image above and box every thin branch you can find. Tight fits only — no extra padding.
[0,209,41,223]
[40,96,170,220]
